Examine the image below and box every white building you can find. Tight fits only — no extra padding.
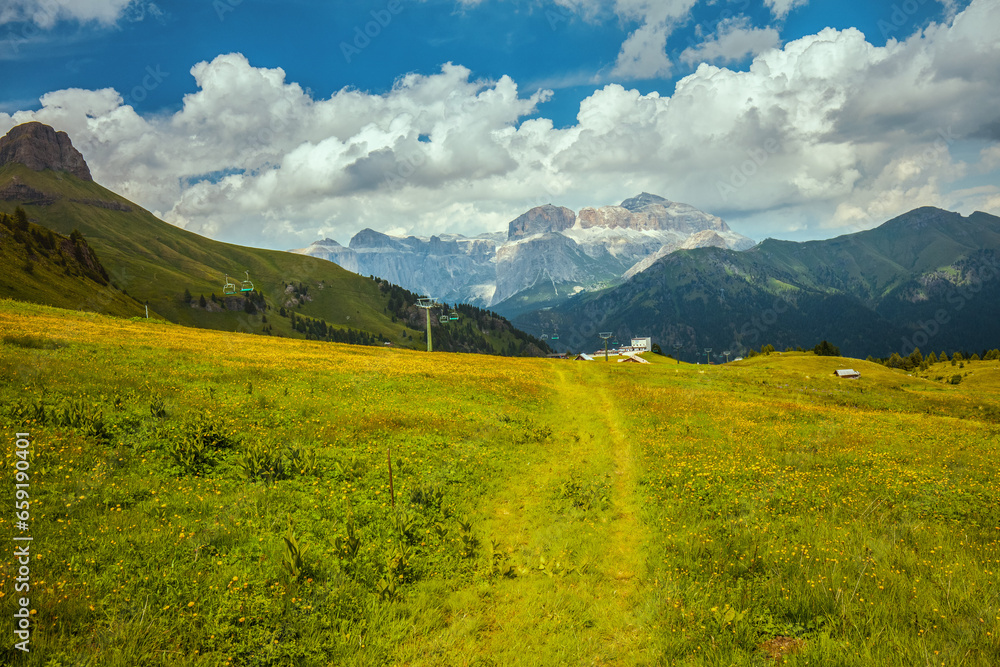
[618,337,652,354]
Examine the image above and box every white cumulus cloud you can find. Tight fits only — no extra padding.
[680,17,781,65]
[609,0,698,79]
[0,0,159,27]
[763,0,808,20]
[1,0,999,248]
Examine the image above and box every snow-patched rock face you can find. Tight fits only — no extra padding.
[292,194,754,312]
[578,193,730,235]
[507,204,576,240]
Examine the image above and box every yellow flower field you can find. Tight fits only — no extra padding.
[1,299,998,665]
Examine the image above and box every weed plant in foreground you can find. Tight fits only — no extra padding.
[0,300,997,666]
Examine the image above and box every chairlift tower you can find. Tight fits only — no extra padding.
[673,342,682,365]
[599,332,613,361]
[723,350,731,363]
[416,297,437,352]
[704,347,713,365]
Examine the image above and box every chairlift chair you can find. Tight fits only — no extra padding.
[439,314,449,324]
[223,274,237,296]
[240,270,254,293]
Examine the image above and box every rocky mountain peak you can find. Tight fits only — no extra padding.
[619,192,669,211]
[349,228,400,250]
[0,122,92,181]
[507,204,576,241]
[576,193,730,235]
[313,238,343,247]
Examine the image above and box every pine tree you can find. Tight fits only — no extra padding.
[14,206,29,231]
[814,340,840,357]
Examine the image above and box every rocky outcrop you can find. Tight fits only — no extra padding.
[577,192,730,234]
[0,178,56,204]
[0,122,92,181]
[507,205,576,241]
[69,198,132,212]
[679,230,730,250]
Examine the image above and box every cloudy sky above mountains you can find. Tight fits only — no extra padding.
[1,0,998,249]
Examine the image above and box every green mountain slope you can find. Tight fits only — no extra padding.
[520,207,1000,359]
[0,163,549,356]
[0,207,145,318]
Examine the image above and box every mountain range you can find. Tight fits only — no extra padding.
[293,193,754,317]
[519,206,1000,359]
[5,120,999,362]
[0,122,549,357]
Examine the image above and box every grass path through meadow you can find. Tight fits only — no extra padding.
[398,361,653,666]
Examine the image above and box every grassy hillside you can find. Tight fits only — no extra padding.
[1,300,997,666]
[0,164,548,356]
[0,208,145,318]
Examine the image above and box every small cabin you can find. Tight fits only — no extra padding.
[618,354,649,364]
[575,353,595,361]
[834,369,860,379]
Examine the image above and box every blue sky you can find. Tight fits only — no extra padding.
[1,0,998,249]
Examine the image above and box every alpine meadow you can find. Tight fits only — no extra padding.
[5,0,1000,664]
[1,300,998,665]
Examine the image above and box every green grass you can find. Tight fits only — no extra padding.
[0,300,998,665]
[0,209,145,319]
[0,163,416,343]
